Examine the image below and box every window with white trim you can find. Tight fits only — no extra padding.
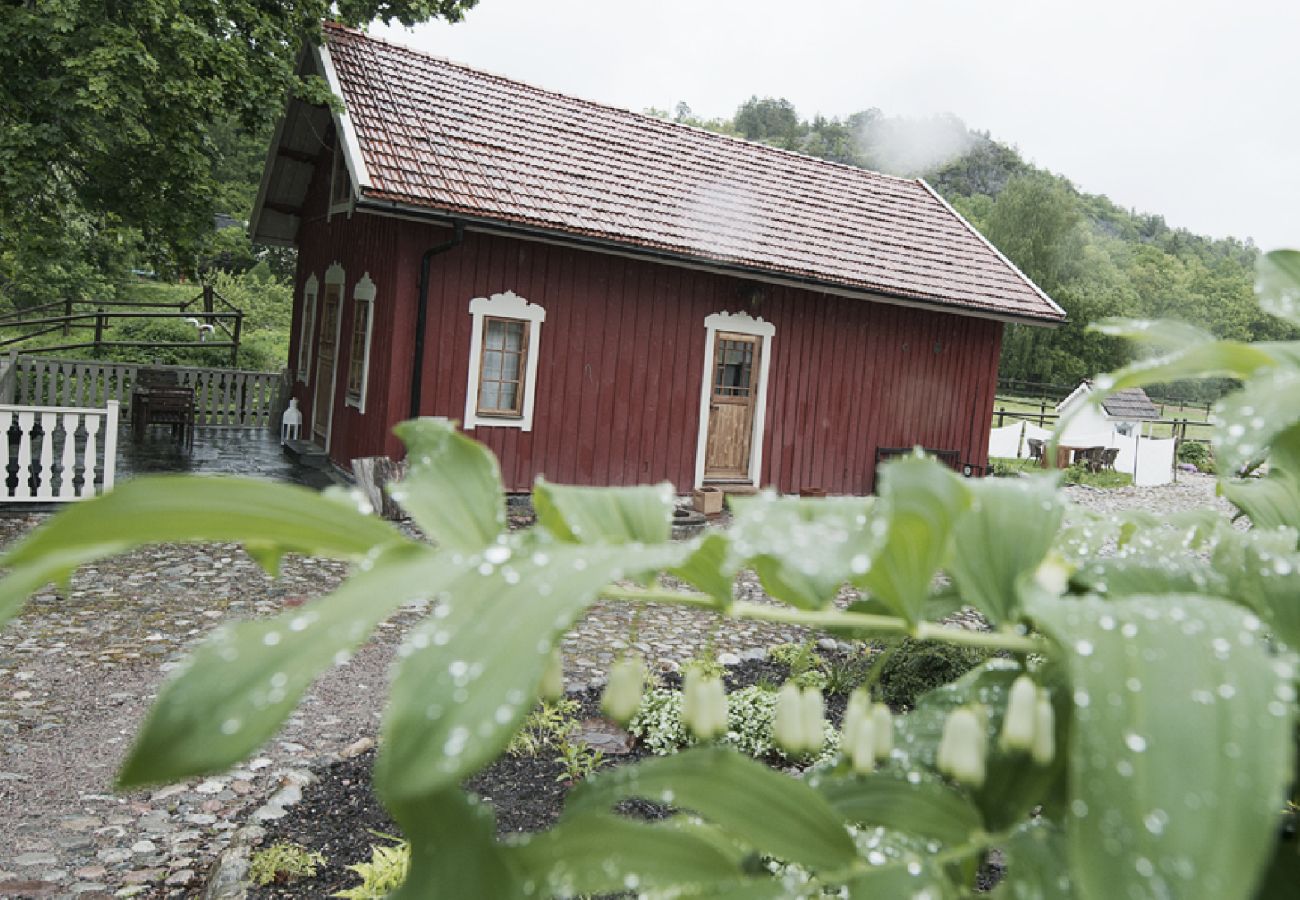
[296,273,318,382]
[345,273,376,412]
[329,144,352,216]
[463,291,545,431]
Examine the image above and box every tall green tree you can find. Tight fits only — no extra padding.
[0,1,478,305]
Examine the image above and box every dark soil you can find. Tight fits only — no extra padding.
[244,651,975,898]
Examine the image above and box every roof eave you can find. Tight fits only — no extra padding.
[353,196,1068,327]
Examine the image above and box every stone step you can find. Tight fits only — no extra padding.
[282,439,329,469]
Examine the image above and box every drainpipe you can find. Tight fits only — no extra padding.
[409,221,465,419]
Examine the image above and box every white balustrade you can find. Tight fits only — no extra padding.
[0,401,119,502]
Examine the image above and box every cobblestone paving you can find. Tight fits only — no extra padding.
[0,470,1230,897]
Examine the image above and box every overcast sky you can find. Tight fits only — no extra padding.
[374,0,1297,252]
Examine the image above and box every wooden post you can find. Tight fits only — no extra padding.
[94,309,105,355]
[231,312,242,367]
[63,299,72,336]
[203,283,215,326]
[997,407,1005,427]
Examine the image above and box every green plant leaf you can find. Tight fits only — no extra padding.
[728,493,878,610]
[1222,469,1300,531]
[668,532,736,606]
[1218,534,1300,650]
[892,660,1069,831]
[854,456,970,623]
[813,771,983,847]
[1257,249,1300,326]
[948,475,1063,624]
[564,747,858,872]
[387,788,521,899]
[533,479,674,544]
[1029,594,1296,900]
[1088,320,1278,389]
[995,821,1073,899]
[1213,371,1300,475]
[508,812,745,895]
[0,476,409,629]
[376,539,688,803]
[842,859,958,899]
[117,543,445,787]
[389,419,505,551]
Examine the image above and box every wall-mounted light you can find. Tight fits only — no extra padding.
[737,282,766,312]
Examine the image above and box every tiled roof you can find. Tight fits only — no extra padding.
[1100,387,1161,421]
[322,24,1065,323]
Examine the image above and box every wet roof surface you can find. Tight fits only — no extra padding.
[323,24,1064,323]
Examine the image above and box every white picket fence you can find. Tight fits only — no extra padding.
[5,355,288,428]
[0,401,119,502]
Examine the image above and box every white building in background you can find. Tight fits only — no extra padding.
[1054,380,1161,443]
[987,381,1176,486]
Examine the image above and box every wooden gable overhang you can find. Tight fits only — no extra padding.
[249,43,369,247]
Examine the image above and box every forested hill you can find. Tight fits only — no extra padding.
[655,99,1293,393]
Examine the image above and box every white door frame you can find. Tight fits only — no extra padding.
[694,311,775,488]
[315,262,346,452]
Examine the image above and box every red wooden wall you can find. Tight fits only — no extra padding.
[291,156,1003,494]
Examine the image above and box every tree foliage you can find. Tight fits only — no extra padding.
[676,96,1293,394]
[0,0,477,306]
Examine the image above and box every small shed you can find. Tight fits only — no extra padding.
[249,24,1065,494]
[1056,381,1161,443]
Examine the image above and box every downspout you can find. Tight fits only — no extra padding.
[409,221,465,419]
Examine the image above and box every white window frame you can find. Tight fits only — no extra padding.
[296,273,318,383]
[463,291,546,432]
[694,310,776,489]
[345,273,376,413]
[317,262,347,451]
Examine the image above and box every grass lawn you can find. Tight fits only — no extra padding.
[988,456,1134,488]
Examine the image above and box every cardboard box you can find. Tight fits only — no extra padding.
[692,486,724,516]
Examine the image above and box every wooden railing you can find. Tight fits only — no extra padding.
[0,401,119,502]
[9,355,289,429]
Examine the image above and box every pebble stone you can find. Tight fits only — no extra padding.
[0,456,1230,897]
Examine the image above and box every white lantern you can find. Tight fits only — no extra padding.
[281,398,303,444]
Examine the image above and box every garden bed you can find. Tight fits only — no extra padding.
[247,656,854,897]
[243,642,999,898]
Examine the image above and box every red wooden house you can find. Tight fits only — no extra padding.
[250,25,1064,494]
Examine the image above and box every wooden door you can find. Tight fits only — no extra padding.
[704,332,761,479]
[313,283,341,443]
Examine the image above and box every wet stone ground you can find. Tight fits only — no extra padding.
[0,462,1230,898]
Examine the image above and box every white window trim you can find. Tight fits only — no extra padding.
[317,262,346,451]
[694,310,776,489]
[345,273,376,414]
[296,273,318,383]
[463,291,546,432]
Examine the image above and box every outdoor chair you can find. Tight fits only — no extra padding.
[1027,438,1044,461]
[132,368,195,447]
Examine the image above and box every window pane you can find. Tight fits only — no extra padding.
[502,322,524,352]
[499,382,519,412]
[483,349,502,380]
[485,320,506,350]
[501,350,521,382]
[479,381,500,411]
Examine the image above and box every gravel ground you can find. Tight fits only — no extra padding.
[0,473,1231,898]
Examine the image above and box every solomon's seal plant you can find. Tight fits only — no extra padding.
[2,250,1300,897]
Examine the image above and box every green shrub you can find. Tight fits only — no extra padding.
[334,839,409,899]
[1178,440,1215,473]
[249,842,325,886]
[875,638,989,711]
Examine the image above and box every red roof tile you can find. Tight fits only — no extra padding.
[322,24,1065,323]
